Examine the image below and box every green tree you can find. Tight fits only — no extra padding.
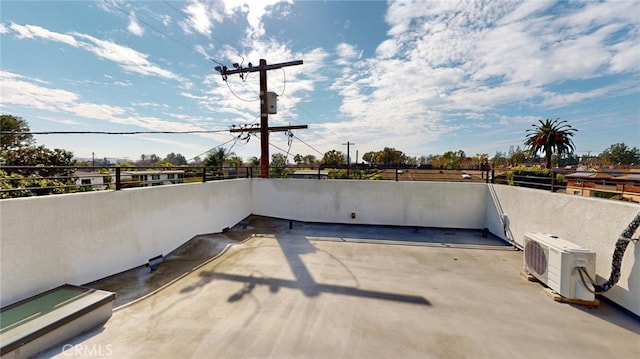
[440,150,466,169]
[1,114,33,149]
[377,147,407,164]
[153,160,174,167]
[270,153,288,177]
[553,152,579,167]
[491,151,507,167]
[115,161,135,168]
[600,143,640,165]
[362,151,376,164]
[2,145,74,177]
[293,154,304,166]
[248,156,260,167]
[508,146,526,165]
[135,154,161,167]
[524,118,577,169]
[303,155,317,166]
[322,150,345,165]
[226,154,243,167]
[0,115,81,197]
[204,148,226,168]
[0,145,75,197]
[164,152,187,165]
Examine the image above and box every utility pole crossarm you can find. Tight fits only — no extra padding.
[221,60,304,76]
[230,125,308,133]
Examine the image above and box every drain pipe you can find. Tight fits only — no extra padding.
[581,212,640,293]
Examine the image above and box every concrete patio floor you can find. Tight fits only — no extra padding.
[39,216,639,358]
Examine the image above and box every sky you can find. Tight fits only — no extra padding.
[1,0,639,163]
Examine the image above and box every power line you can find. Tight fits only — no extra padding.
[124,2,327,162]
[225,80,259,102]
[215,59,304,178]
[2,130,229,135]
[292,134,324,156]
[251,133,290,155]
[108,1,222,65]
[188,136,239,162]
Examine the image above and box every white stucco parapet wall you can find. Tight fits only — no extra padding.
[0,180,251,307]
[485,184,639,316]
[251,179,488,228]
[1,178,638,315]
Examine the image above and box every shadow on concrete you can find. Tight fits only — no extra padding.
[192,223,431,306]
[200,271,431,306]
[85,232,248,308]
[572,298,640,335]
[87,216,506,309]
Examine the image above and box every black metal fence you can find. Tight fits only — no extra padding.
[0,166,255,198]
[1,165,637,202]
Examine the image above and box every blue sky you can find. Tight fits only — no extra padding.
[1,0,638,163]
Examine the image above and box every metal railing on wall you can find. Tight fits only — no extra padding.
[1,165,637,202]
[0,165,256,199]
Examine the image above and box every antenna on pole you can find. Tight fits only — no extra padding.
[342,141,355,178]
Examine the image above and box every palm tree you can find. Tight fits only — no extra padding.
[524,118,577,169]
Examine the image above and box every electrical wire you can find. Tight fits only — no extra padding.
[225,133,246,157]
[187,136,239,162]
[292,134,324,156]
[278,68,286,96]
[225,80,259,102]
[251,133,290,154]
[1,130,229,135]
[109,1,219,65]
[113,1,330,159]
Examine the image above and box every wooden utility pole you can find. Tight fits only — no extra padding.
[217,59,303,178]
[342,141,355,178]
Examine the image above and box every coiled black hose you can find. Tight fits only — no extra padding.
[592,212,640,293]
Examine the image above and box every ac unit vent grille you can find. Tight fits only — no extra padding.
[525,240,548,277]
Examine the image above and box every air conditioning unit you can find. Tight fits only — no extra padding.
[523,232,596,301]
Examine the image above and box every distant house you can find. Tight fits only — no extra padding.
[120,170,185,187]
[75,171,108,190]
[565,171,640,202]
[292,170,329,179]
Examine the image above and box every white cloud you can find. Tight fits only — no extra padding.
[127,11,145,36]
[5,22,183,82]
[335,43,361,65]
[375,39,398,59]
[609,40,640,73]
[177,0,293,39]
[9,23,79,47]
[0,71,78,111]
[498,0,555,25]
[180,0,220,36]
[0,70,220,144]
[0,23,8,34]
[160,14,172,27]
[223,0,292,38]
[327,0,640,136]
[73,33,182,81]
